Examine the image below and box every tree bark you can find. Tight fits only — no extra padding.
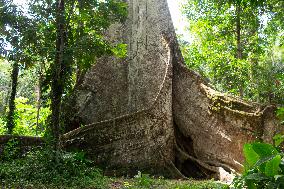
[60,0,281,181]
[6,61,19,134]
[75,0,85,86]
[35,62,44,135]
[236,2,244,98]
[50,0,65,158]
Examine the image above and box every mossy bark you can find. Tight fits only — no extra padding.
[6,61,19,134]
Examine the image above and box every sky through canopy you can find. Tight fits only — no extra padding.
[13,0,188,37]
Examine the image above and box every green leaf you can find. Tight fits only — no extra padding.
[254,154,277,168]
[273,134,284,147]
[252,142,278,158]
[244,143,259,167]
[265,155,281,177]
[112,43,127,58]
[254,154,278,173]
[274,174,284,181]
[245,173,270,181]
[245,179,257,189]
[276,108,284,120]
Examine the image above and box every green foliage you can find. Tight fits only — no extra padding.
[28,0,128,96]
[0,117,7,134]
[182,0,284,103]
[0,0,128,138]
[13,97,50,136]
[0,138,20,161]
[243,143,260,167]
[0,149,228,189]
[112,43,128,58]
[133,171,157,188]
[233,142,284,189]
[265,155,281,177]
[118,176,228,189]
[0,97,50,136]
[167,180,229,189]
[277,107,284,124]
[274,134,284,147]
[26,0,128,141]
[234,109,284,189]
[0,149,108,188]
[0,149,228,188]
[273,108,284,147]
[0,58,50,136]
[0,60,10,115]
[0,0,128,136]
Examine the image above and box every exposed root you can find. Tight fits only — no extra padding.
[166,160,188,180]
[175,143,219,179]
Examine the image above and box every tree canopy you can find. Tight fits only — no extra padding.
[0,0,127,137]
[181,0,284,104]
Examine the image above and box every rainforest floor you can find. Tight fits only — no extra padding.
[0,148,229,189]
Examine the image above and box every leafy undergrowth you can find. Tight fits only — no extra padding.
[0,148,108,188]
[108,176,229,189]
[0,148,228,189]
[1,175,228,189]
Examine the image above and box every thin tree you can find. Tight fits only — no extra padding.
[6,61,19,134]
[27,0,127,155]
[0,0,34,134]
[50,0,66,157]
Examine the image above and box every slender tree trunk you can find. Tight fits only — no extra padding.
[3,86,10,115]
[35,63,43,135]
[6,61,19,134]
[35,81,41,135]
[75,0,85,86]
[50,0,65,161]
[249,12,260,102]
[236,2,243,98]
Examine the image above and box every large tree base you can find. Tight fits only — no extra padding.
[61,0,281,182]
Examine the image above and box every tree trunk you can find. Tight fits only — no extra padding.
[75,0,85,86]
[61,0,281,182]
[236,2,244,98]
[50,0,65,159]
[6,61,19,134]
[35,63,44,135]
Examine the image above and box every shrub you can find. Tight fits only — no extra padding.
[0,116,7,134]
[0,138,20,161]
[13,97,50,136]
[233,107,284,189]
[233,142,284,188]
[0,148,108,188]
[0,97,50,136]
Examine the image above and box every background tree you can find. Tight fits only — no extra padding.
[25,0,127,153]
[0,0,36,134]
[0,0,127,140]
[181,0,284,104]
[0,60,10,115]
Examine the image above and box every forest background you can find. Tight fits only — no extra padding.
[0,0,283,188]
[1,0,282,136]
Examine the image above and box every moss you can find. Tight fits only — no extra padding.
[203,85,261,117]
